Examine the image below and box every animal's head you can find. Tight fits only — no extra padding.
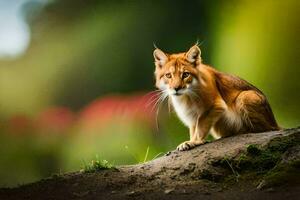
[153,45,201,96]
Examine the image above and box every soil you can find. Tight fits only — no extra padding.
[0,127,299,200]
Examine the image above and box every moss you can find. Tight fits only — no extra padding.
[256,151,281,171]
[206,132,299,188]
[247,144,261,155]
[232,149,280,172]
[267,135,299,152]
[221,174,237,186]
[237,134,299,172]
[217,134,298,175]
[236,153,251,169]
[261,160,300,187]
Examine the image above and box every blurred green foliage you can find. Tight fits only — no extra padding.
[0,0,299,187]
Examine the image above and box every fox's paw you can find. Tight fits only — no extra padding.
[176,140,204,151]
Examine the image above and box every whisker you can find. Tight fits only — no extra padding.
[145,91,164,107]
[168,97,172,115]
[153,92,167,112]
[145,90,162,95]
[155,93,168,131]
[150,92,166,113]
[146,95,161,107]
[155,103,161,131]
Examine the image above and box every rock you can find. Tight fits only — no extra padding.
[1,127,299,200]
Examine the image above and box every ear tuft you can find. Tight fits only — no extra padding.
[186,45,201,64]
[153,48,168,68]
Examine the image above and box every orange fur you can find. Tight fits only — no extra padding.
[153,45,280,151]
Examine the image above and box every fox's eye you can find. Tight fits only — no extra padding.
[182,72,190,79]
[165,73,172,78]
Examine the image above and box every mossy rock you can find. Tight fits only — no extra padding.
[210,130,300,187]
[257,146,300,189]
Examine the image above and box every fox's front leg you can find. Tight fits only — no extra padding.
[176,116,209,151]
[177,102,226,151]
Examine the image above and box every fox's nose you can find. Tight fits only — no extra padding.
[174,86,182,92]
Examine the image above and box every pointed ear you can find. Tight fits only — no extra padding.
[186,45,201,64]
[153,48,168,68]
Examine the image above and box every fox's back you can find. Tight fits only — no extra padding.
[207,68,280,135]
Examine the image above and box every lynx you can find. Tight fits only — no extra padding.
[153,45,279,151]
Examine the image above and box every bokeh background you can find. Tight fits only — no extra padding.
[0,0,299,187]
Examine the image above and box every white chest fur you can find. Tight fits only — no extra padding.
[171,95,201,128]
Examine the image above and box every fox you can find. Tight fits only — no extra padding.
[153,44,280,151]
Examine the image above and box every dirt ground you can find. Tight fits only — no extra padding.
[0,128,299,200]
